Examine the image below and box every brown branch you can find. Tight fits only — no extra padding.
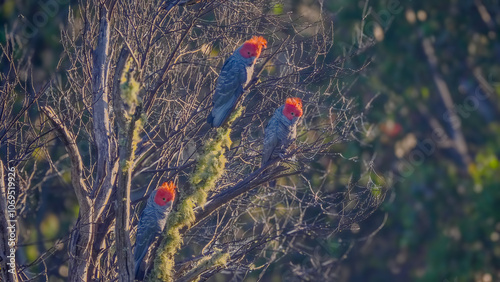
[421,35,471,167]
[111,46,137,282]
[415,103,454,148]
[40,105,92,281]
[192,169,299,231]
[88,47,131,270]
[61,3,115,280]
[40,106,89,205]
[111,47,131,120]
[0,82,47,144]
[474,0,496,30]
[139,161,195,174]
[115,107,142,282]
[186,152,299,234]
[91,4,115,218]
[143,17,198,113]
[472,67,496,98]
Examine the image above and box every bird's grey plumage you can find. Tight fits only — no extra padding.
[134,190,172,279]
[207,48,255,127]
[262,105,300,186]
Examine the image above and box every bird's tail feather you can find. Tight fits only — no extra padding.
[208,110,230,128]
[261,164,277,188]
[134,249,147,280]
[206,112,215,127]
[134,260,142,280]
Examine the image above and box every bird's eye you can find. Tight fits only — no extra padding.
[291,112,294,116]
[163,198,166,201]
[248,51,250,55]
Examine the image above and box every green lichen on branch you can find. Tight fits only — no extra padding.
[149,108,243,281]
[131,116,145,155]
[119,112,144,173]
[178,249,230,282]
[120,57,141,119]
[117,56,145,173]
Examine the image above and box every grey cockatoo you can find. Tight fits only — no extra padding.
[207,36,267,127]
[261,98,303,187]
[134,182,176,279]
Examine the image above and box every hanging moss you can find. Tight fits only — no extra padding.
[131,116,144,155]
[149,108,243,281]
[178,249,230,282]
[117,56,144,174]
[120,57,141,119]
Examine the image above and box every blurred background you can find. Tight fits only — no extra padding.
[1,0,499,281]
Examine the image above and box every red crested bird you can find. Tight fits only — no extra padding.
[261,97,303,187]
[207,36,267,127]
[134,182,176,279]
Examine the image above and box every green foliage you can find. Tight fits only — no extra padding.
[273,3,284,15]
[469,149,500,188]
[326,0,500,281]
[40,213,60,239]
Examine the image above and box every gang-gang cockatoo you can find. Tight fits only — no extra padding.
[207,36,267,127]
[134,181,176,279]
[261,97,303,187]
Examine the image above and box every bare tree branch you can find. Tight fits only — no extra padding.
[40,105,92,281]
[91,3,115,218]
[421,35,471,167]
[4,1,385,281]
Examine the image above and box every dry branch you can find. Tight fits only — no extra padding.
[8,1,385,281]
[40,105,92,281]
[421,36,471,167]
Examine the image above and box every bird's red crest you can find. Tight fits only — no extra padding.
[154,182,176,206]
[239,36,267,59]
[283,97,303,120]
